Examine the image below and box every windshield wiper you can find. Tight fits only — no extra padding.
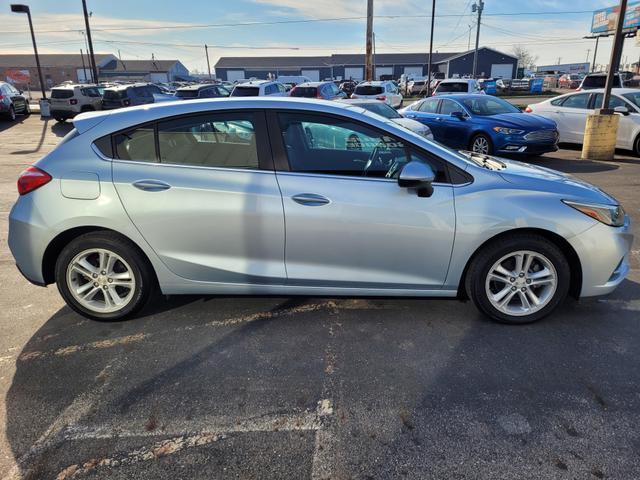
[459,150,506,171]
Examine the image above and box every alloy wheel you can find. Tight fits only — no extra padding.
[472,136,490,154]
[9,107,15,121]
[66,248,136,314]
[485,250,557,317]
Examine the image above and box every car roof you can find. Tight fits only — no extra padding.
[562,87,636,94]
[438,79,475,83]
[296,82,331,87]
[236,80,278,86]
[176,84,218,91]
[357,81,387,85]
[337,99,389,105]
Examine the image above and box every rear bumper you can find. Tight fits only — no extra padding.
[568,215,634,297]
[8,198,49,286]
[50,109,77,119]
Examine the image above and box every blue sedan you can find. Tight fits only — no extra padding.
[399,94,558,155]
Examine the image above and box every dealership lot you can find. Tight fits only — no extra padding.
[0,116,639,479]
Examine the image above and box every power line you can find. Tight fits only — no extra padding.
[0,10,597,35]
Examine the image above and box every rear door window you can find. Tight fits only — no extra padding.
[51,89,74,99]
[231,86,259,97]
[439,99,463,115]
[437,82,468,93]
[113,125,157,162]
[157,113,259,169]
[560,93,590,109]
[355,85,384,95]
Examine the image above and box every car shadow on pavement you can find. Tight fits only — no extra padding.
[51,121,73,137]
[0,116,29,133]
[5,278,640,478]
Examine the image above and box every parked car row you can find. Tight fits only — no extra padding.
[0,81,30,121]
[526,87,640,155]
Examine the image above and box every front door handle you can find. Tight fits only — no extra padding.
[292,193,330,206]
[133,180,171,192]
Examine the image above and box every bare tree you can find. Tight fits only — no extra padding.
[512,45,539,71]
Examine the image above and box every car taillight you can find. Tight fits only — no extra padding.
[69,99,78,105]
[17,166,52,195]
[376,96,386,101]
[0,94,4,100]
[289,87,297,96]
[524,106,533,113]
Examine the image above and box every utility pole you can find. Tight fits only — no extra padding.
[82,0,99,85]
[80,48,87,83]
[205,44,212,80]
[471,0,484,78]
[365,0,374,81]
[426,0,436,96]
[373,32,377,79]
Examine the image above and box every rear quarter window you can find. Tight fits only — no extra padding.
[231,86,260,97]
[291,87,318,97]
[51,89,74,99]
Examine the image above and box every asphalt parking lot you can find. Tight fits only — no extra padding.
[0,115,639,480]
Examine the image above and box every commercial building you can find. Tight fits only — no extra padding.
[214,47,518,82]
[0,54,190,89]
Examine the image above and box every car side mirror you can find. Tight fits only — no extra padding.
[614,105,630,115]
[398,161,436,198]
[451,111,466,120]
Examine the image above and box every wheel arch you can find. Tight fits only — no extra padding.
[42,226,157,286]
[457,227,582,300]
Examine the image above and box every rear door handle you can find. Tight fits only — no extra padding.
[292,193,330,206]
[132,180,171,192]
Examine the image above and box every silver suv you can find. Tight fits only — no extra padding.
[230,80,287,97]
[50,84,103,122]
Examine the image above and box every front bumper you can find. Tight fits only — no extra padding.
[496,140,559,155]
[568,214,634,297]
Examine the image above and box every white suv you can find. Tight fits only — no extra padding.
[433,79,484,96]
[351,81,403,108]
[230,80,287,97]
[50,84,103,122]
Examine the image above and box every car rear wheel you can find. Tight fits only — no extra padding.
[470,133,492,155]
[633,134,640,157]
[466,234,570,324]
[55,232,155,321]
[55,117,66,123]
[7,106,16,121]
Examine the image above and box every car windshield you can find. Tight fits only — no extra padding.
[437,82,469,92]
[354,85,384,95]
[103,89,127,100]
[175,90,199,98]
[358,102,402,119]
[622,92,640,109]
[231,86,260,96]
[460,97,520,116]
[582,75,620,88]
[290,86,318,97]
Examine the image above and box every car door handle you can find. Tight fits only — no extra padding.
[436,117,444,121]
[291,193,330,206]
[132,180,171,192]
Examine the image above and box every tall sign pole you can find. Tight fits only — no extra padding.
[365,0,374,81]
[601,0,628,110]
[82,0,99,84]
[426,0,436,96]
[472,0,484,78]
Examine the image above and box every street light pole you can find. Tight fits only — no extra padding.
[10,4,46,99]
[204,44,212,80]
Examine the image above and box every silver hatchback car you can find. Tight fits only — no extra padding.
[9,98,633,324]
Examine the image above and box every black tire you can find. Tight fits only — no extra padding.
[80,105,94,112]
[465,233,570,324]
[633,134,640,157]
[7,106,16,121]
[55,117,66,123]
[55,232,155,321]
[469,133,493,155]
[23,103,31,115]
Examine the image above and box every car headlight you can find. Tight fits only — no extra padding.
[493,127,525,135]
[562,200,626,227]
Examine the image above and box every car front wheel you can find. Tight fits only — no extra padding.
[470,133,492,155]
[55,232,155,321]
[466,234,570,324]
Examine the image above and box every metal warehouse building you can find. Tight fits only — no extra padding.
[214,47,518,82]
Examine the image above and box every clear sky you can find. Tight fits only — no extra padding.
[1,0,638,72]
